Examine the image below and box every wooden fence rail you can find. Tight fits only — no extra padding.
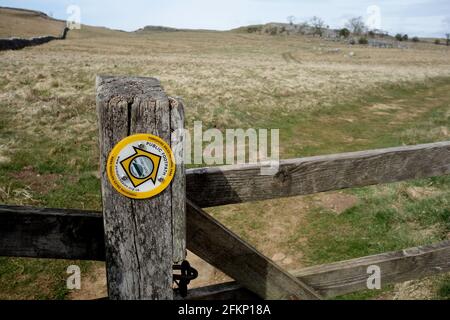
[184,240,450,299]
[187,141,450,207]
[0,205,449,299]
[1,141,449,260]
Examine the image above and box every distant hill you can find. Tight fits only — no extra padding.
[135,25,218,33]
[135,25,181,33]
[0,7,66,38]
[231,22,402,43]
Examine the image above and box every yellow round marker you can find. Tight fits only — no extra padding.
[107,134,176,199]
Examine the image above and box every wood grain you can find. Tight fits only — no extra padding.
[170,97,186,263]
[186,141,450,207]
[184,240,450,299]
[96,76,185,299]
[186,200,321,300]
[0,205,105,261]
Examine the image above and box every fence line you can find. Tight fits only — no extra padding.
[0,204,449,299]
[0,75,449,300]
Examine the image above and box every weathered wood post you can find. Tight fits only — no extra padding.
[96,76,186,299]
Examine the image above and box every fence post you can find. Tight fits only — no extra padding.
[96,76,186,299]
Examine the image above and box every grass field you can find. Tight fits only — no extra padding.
[0,9,450,299]
[0,7,65,38]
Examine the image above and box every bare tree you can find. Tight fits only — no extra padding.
[310,16,325,37]
[287,15,296,25]
[346,16,367,35]
[443,17,450,45]
[297,22,310,35]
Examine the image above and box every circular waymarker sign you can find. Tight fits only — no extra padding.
[107,134,176,199]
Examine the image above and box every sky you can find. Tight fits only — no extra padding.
[2,0,450,37]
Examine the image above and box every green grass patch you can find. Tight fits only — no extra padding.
[262,77,450,157]
[0,258,91,300]
[438,276,450,300]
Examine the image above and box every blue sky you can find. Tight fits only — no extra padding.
[2,0,449,37]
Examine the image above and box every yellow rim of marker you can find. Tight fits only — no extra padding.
[107,133,176,199]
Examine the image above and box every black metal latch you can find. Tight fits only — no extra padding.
[173,260,198,297]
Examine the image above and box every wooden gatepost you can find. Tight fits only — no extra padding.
[96,76,186,299]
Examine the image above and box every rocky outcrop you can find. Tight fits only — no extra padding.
[0,27,69,51]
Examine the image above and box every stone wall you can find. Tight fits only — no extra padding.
[0,27,69,51]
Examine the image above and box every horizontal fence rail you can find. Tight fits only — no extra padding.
[187,141,450,207]
[184,240,450,299]
[0,205,449,298]
[0,206,105,260]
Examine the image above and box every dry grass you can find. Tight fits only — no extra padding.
[1,29,449,145]
[0,19,449,299]
[0,8,65,38]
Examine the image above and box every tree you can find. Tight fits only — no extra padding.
[297,22,310,35]
[434,39,441,45]
[402,34,409,41]
[443,17,450,45]
[339,28,350,38]
[412,36,419,42]
[358,37,368,45]
[310,16,325,37]
[346,17,366,35]
[287,16,296,25]
[395,33,403,41]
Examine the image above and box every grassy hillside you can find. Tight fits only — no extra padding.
[0,18,449,299]
[0,7,66,38]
